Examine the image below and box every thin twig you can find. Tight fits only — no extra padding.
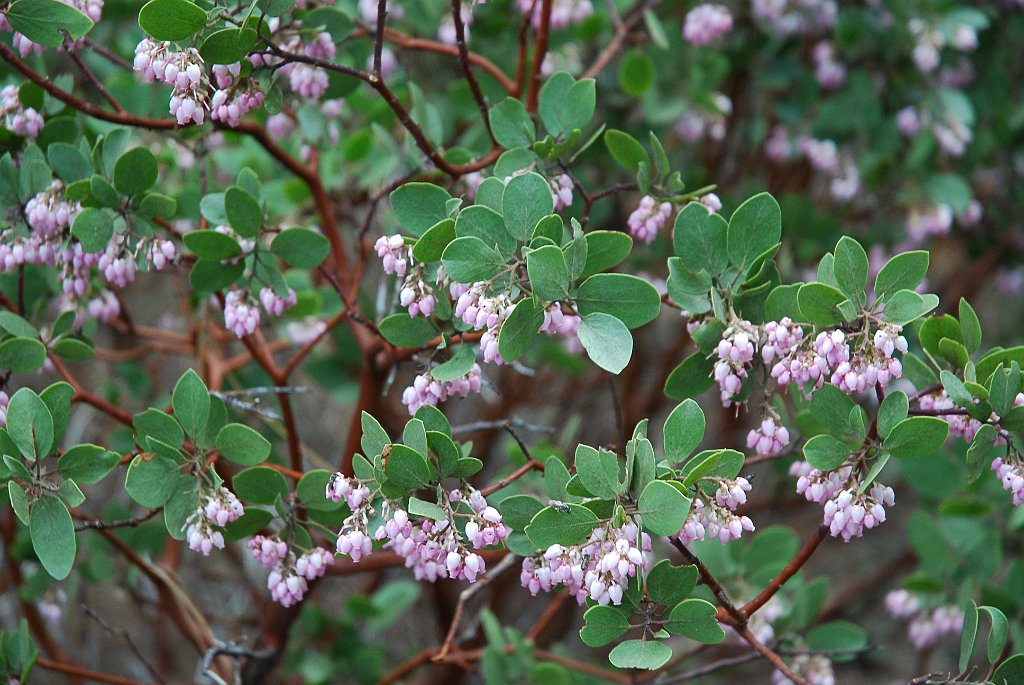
[742,525,828,617]
[737,625,809,685]
[372,0,387,77]
[64,38,124,112]
[451,0,494,141]
[434,553,518,660]
[81,606,165,684]
[451,418,556,435]
[73,509,160,532]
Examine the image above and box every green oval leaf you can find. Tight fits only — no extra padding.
[637,479,691,536]
[139,0,208,41]
[666,598,725,643]
[113,147,158,197]
[215,423,271,465]
[6,388,53,461]
[576,273,661,329]
[577,312,633,374]
[233,466,289,505]
[0,336,46,373]
[271,227,330,269]
[608,639,672,670]
[525,504,598,548]
[199,27,257,64]
[6,0,94,46]
[30,495,76,580]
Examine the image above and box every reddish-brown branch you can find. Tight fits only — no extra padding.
[65,42,124,112]
[0,43,178,129]
[670,538,742,626]
[379,28,517,94]
[527,589,570,641]
[525,0,552,113]
[480,457,544,496]
[36,658,148,685]
[49,355,134,425]
[451,0,495,141]
[261,43,502,178]
[582,0,661,80]
[277,392,304,473]
[434,554,517,661]
[742,525,828,618]
[376,648,438,685]
[736,626,808,685]
[513,7,535,95]
[534,650,631,683]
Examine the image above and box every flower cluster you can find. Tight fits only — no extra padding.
[1,85,43,138]
[812,41,845,90]
[454,282,513,365]
[375,233,438,318]
[375,234,410,276]
[85,290,120,323]
[0,391,8,429]
[992,456,1024,506]
[550,174,574,211]
[707,313,910,408]
[746,414,791,457]
[223,290,261,339]
[185,487,243,556]
[254,542,333,607]
[221,286,298,338]
[325,473,372,510]
[520,521,651,605]
[917,390,1024,445]
[828,325,906,393]
[259,287,298,317]
[285,317,328,347]
[627,196,673,244]
[886,590,964,650]
[822,485,895,542]
[896,103,974,157]
[761,317,804,366]
[713,322,757,405]
[674,93,731,143]
[762,128,860,201]
[4,182,174,318]
[676,477,755,545]
[539,304,582,349]
[683,4,733,46]
[908,18,976,74]
[375,505,490,582]
[454,488,510,549]
[133,40,208,125]
[906,203,954,243]
[792,460,849,505]
[399,276,436,318]
[751,0,837,37]
[334,488,507,584]
[209,87,264,128]
[401,363,483,415]
[247,535,289,568]
[517,0,593,30]
[772,655,836,685]
[23,181,80,239]
[792,460,896,541]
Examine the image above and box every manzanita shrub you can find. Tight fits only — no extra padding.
[1,0,1024,683]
